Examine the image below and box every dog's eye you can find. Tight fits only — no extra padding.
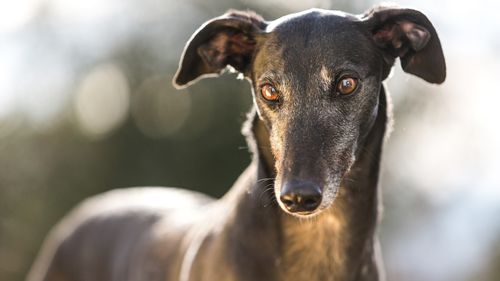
[261,84,280,102]
[337,77,358,95]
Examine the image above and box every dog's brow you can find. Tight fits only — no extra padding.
[257,70,281,83]
[320,65,333,90]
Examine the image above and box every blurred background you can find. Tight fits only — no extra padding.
[1,0,499,280]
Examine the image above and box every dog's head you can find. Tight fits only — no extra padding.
[173,5,445,217]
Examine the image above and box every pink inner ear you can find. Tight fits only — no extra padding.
[400,21,430,51]
[197,34,228,69]
[197,30,256,71]
[228,33,256,55]
[373,25,404,49]
[373,21,431,52]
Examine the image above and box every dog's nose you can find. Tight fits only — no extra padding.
[279,180,322,213]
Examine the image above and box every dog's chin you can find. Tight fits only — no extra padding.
[277,203,332,219]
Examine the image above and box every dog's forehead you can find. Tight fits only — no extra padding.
[254,9,378,82]
[266,9,359,34]
[261,8,372,58]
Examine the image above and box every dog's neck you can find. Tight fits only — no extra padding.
[223,87,389,281]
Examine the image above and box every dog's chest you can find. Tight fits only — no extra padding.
[278,214,349,281]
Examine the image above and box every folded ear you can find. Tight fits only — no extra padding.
[362,5,446,84]
[173,10,267,89]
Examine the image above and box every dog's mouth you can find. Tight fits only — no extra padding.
[277,203,331,218]
[287,209,323,218]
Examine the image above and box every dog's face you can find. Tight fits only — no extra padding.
[249,11,391,216]
[174,6,445,217]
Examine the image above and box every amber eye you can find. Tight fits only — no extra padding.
[261,84,280,102]
[337,77,358,95]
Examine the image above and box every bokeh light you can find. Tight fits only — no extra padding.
[132,76,191,138]
[74,63,130,138]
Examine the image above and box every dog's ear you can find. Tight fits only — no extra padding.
[362,5,446,84]
[173,10,266,89]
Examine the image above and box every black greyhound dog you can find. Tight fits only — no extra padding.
[28,4,445,281]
